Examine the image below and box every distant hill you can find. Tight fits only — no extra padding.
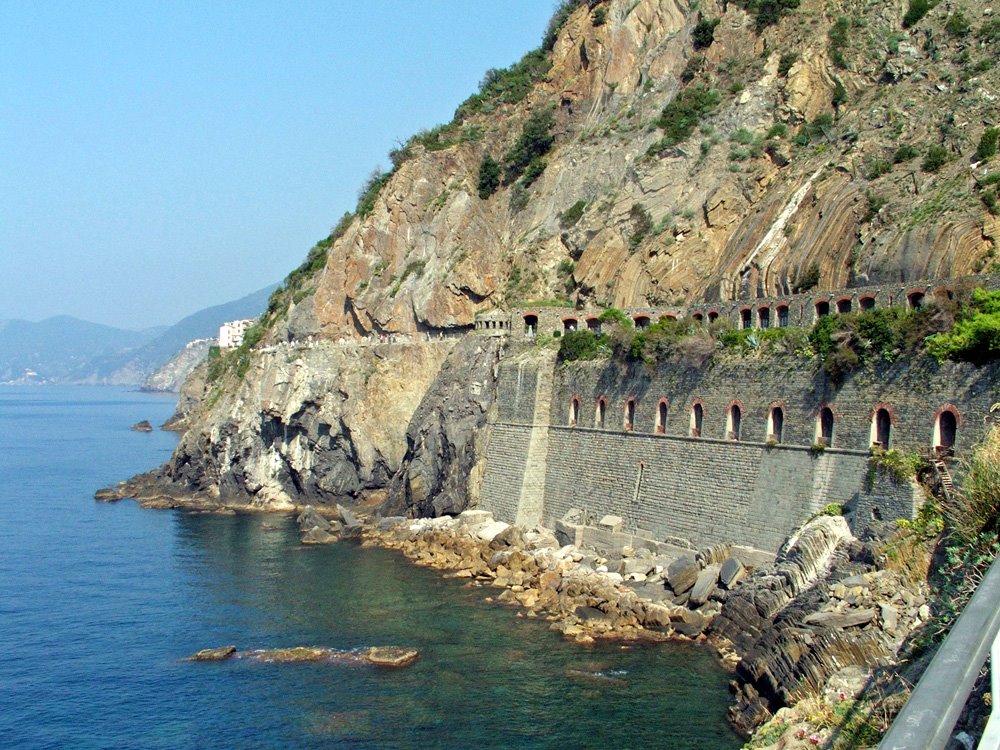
[0,284,277,385]
[0,316,157,383]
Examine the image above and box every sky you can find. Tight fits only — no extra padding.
[0,1,555,330]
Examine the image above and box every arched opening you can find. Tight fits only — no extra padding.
[758,307,771,329]
[816,407,835,447]
[933,407,959,455]
[624,398,636,431]
[569,397,580,427]
[693,312,704,322]
[659,314,677,323]
[741,308,752,329]
[633,315,651,329]
[907,291,925,309]
[767,406,784,443]
[727,403,742,441]
[836,298,852,314]
[690,402,704,438]
[859,296,876,312]
[563,317,578,332]
[523,314,538,336]
[708,311,719,323]
[777,305,790,328]
[871,407,892,449]
[815,300,830,319]
[595,398,607,429]
[586,317,601,333]
[656,400,668,434]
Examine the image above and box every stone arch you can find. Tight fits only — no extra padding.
[693,312,705,322]
[870,403,895,448]
[624,397,637,431]
[656,398,669,434]
[562,316,578,332]
[586,316,601,333]
[659,313,678,323]
[690,399,705,438]
[740,307,752,329]
[633,314,651,329]
[815,298,831,320]
[569,395,581,427]
[595,397,608,429]
[776,304,790,327]
[815,403,836,447]
[523,313,538,336]
[767,400,785,443]
[707,309,720,322]
[758,306,771,329]
[836,296,852,314]
[859,295,876,311]
[726,399,744,441]
[932,404,961,455]
[906,289,925,308]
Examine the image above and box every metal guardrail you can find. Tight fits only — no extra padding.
[879,556,1000,750]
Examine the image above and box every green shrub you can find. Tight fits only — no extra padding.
[597,307,634,328]
[870,447,927,482]
[947,426,1000,541]
[558,329,609,361]
[978,18,1000,44]
[733,0,801,32]
[975,127,1000,162]
[831,77,848,107]
[692,18,720,49]
[798,113,835,143]
[829,16,850,69]
[892,144,919,163]
[927,288,1000,364]
[559,200,587,228]
[520,157,548,187]
[629,203,653,249]
[356,167,391,217]
[477,154,501,199]
[652,84,722,148]
[944,11,971,37]
[543,0,587,51]
[863,190,887,222]
[902,0,935,29]
[503,109,556,184]
[778,52,799,76]
[922,145,950,173]
[455,49,552,120]
[591,6,607,26]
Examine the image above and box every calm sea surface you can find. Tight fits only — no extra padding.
[0,386,742,749]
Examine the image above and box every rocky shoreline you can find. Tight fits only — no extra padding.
[96,480,932,742]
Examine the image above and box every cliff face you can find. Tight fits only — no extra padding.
[149,0,999,510]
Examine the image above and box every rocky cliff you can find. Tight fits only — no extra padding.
[140,0,998,509]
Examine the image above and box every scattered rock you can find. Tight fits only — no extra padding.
[302,527,337,545]
[719,557,746,589]
[666,556,702,595]
[689,564,722,607]
[297,505,330,532]
[802,609,877,629]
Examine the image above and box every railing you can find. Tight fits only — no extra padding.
[878,556,1000,749]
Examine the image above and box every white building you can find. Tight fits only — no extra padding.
[218,319,255,349]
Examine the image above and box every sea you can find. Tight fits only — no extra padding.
[0,386,742,749]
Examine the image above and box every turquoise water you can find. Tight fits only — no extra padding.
[0,386,742,749]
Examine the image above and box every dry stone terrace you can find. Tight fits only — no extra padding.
[474,273,1000,338]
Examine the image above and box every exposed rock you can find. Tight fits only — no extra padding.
[251,647,330,663]
[131,420,153,432]
[719,557,746,589]
[366,646,419,667]
[297,505,330,532]
[188,645,237,661]
[689,564,722,607]
[302,527,337,545]
[666,556,702,595]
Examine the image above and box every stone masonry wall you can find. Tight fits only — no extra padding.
[478,349,998,552]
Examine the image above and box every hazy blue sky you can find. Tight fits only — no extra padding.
[1,1,554,329]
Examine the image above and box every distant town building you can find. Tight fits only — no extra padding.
[218,319,255,349]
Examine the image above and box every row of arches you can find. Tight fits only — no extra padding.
[566,396,962,453]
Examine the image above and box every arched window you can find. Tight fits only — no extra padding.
[933,406,960,456]
[656,399,668,434]
[595,398,607,429]
[741,308,752,329]
[708,311,719,322]
[907,291,925,309]
[815,300,830,319]
[563,317,578,332]
[523,314,538,336]
[586,317,601,333]
[633,315,651,329]
[871,406,892,448]
[758,307,771,329]
[693,312,704,322]
[660,313,677,323]
[777,304,790,327]
[726,402,742,441]
[569,397,580,427]
[836,298,852,314]
[624,398,636,431]
[816,406,835,447]
[767,405,784,443]
[859,296,876,312]
[690,402,704,438]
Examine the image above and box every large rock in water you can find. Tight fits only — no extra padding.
[366,647,419,667]
[189,645,237,661]
[297,505,330,532]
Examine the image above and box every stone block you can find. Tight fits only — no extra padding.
[475,521,511,542]
[598,515,624,532]
[689,564,722,606]
[458,509,494,527]
[666,556,702,595]
[719,557,746,589]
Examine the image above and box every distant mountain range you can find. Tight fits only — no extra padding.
[0,284,277,385]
